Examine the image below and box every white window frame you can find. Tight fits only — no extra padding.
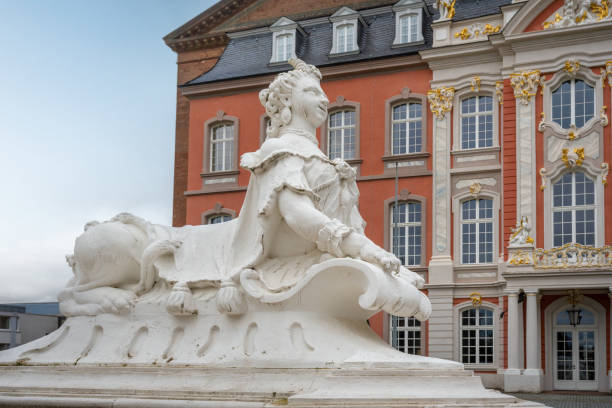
[389,315,422,355]
[459,95,494,150]
[452,87,499,151]
[269,17,302,64]
[392,0,425,46]
[459,306,495,366]
[390,200,422,266]
[327,109,356,160]
[452,192,499,267]
[542,163,605,250]
[209,123,234,172]
[551,78,596,130]
[330,7,361,55]
[391,101,423,154]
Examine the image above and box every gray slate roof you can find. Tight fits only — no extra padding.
[184,0,512,86]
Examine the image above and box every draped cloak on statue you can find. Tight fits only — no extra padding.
[154,132,366,294]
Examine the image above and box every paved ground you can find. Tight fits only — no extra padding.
[509,392,612,408]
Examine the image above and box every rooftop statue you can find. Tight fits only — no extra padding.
[57,58,430,322]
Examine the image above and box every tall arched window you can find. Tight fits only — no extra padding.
[461,198,493,264]
[392,102,422,154]
[552,171,595,246]
[390,315,421,355]
[460,307,494,364]
[210,123,234,172]
[552,79,594,129]
[460,95,493,149]
[328,110,356,160]
[391,201,422,266]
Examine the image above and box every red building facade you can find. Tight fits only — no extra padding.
[166,0,612,393]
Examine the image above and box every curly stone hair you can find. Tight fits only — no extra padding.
[258,58,322,139]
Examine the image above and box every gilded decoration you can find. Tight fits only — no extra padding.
[469,182,482,197]
[495,81,504,105]
[602,61,612,87]
[561,147,585,167]
[534,243,612,268]
[563,59,581,77]
[470,76,481,92]
[434,0,456,21]
[427,87,455,120]
[602,162,609,186]
[510,70,543,105]
[469,292,482,307]
[454,23,500,40]
[539,167,547,191]
[509,250,533,265]
[543,0,611,29]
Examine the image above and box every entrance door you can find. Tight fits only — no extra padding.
[553,306,598,390]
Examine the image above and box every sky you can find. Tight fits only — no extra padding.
[0,0,216,303]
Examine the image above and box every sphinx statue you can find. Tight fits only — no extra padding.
[0,59,537,407]
[57,58,430,322]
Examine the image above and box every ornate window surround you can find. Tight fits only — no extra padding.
[202,110,240,188]
[200,203,237,225]
[452,85,500,152]
[329,7,363,56]
[383,87,429,175]
[540,66,604,138]
[269,17,303,64]
[383,191,427,268]
[542,162,605,249]
[452,190,500,267]
[319,95,361,167]
[392,0,426,47]
[452,301,501,370]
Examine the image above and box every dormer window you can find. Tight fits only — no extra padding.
[270,17,303,64]
[393,0,425,46]
[330,7,363,55]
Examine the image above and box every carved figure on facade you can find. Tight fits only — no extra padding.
[543,0,611,29]
[434,0,455,21]
[495,81,504,105]
[427,86,454,119]
[534,242,612,268]
[508,216,535,247]
[510,70,543,105]
[602,61,612,87]
[58,58,431,323]
[470,76,481,92]
[508,250,533,266]
[561,146,585,167]
[563,59,581,77]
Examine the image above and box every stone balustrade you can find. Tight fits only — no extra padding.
[533,243,612,269]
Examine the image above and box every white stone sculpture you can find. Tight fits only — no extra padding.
[0,58,544,407]
[434,0,456,21]
[508,216,534,247]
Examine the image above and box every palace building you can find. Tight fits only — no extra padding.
[164,0,612,393]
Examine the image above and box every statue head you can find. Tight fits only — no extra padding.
[259,58,328,139]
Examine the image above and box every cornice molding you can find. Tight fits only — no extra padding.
[181,54,424,98]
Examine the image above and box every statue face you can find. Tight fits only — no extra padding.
[291,75,329,129]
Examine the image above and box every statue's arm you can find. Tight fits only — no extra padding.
[278,189,400,273]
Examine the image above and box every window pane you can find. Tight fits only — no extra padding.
[391,201,422,266]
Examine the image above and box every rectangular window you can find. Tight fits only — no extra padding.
[392,102,422,154]
[328,110,356,160]
[392,201,422,266]
[210,124,234,172]
[336,23,356,53]
[461,199,494,264]
[461,96,493,149]
[390,315,421,355]
[461,308,494,365]
[275,33,293,62]
[552,171,596,247]
[0,316,9,330]
[399,14,418,43]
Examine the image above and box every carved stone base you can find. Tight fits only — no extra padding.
[0,307,546,407]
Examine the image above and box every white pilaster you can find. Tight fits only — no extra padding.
[523,290,543,392]
[504,291,522,392]
[428,87,454,284]
[427,287,454,360]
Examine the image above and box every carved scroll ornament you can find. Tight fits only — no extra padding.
[427,87,455,120]
[510,70,543,105]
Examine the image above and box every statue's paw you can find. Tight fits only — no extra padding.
[361,244,401,274]
[399,266,425,289]
[72,287,135,315]
[166,282,197,316]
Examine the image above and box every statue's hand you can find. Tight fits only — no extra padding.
[398,266,425,289]
[359,243,401,275]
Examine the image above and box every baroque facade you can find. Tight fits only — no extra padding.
[165,0,612,393]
